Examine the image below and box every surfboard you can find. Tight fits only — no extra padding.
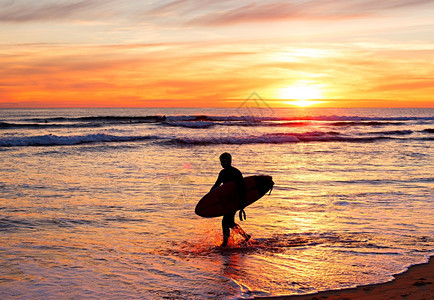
[195,175,274,218]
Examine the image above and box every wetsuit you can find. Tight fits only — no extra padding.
[211,166,246,242]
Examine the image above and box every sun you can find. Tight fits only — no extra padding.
[277,84,324,107]
[291,99,319,107]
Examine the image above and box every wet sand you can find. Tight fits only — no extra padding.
[255,256,433,300]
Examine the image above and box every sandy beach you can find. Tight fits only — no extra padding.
[256,256,433,300]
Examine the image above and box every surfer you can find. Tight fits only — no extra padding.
[211,152,251,247]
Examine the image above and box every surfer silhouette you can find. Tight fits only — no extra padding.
[211,153,251,247]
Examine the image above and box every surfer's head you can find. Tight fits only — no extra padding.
[219,152,232,169]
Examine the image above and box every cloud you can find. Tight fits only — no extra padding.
[0,41,274,106]
[186,0,434,26]
[2,0,432,28]
[0,0,119,22]
[147,0,192,16]
[372,79,434,92]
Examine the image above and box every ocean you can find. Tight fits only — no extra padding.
[0,107,433,299]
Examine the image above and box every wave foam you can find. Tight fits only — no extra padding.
[3,115,432,131]
[0,133,159,147]
[162,121,215,128]
[170,132,396,145]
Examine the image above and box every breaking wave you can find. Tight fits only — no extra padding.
[2,115,433,130]
[2,130,431,147]
[0,133,160,147]
[170,132,400,145]
[364,130,414,136]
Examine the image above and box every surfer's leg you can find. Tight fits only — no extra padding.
[221,214,232,247]
[233,224,251,242]
[225,212,250,242]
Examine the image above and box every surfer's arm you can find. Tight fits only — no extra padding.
[210,172,223,191]
[238,179,246,208]
[236,173,247,221]
[233,169,246,205]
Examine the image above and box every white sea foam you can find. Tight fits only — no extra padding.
[171,131,400,145]
[162,121,215,128]
[0,133,159,147]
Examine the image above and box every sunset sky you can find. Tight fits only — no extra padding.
[1,0,434,108]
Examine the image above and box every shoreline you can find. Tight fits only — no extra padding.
[255,256,433,300]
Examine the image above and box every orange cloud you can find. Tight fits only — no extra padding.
[0,42,278,107]
[1,40,434,108]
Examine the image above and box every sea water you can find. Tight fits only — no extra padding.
[0,107,433,299]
